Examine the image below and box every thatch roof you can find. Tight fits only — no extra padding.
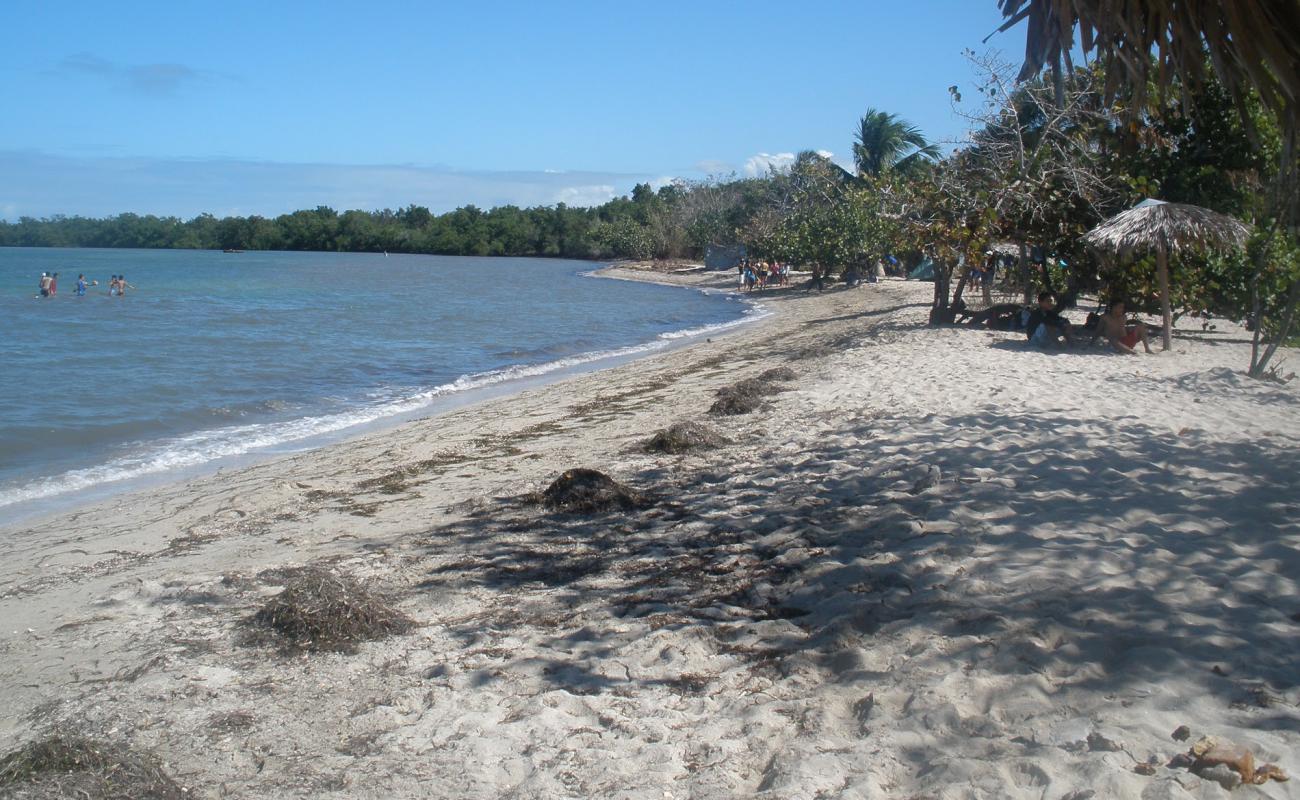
[986,241,1023,257]
[1082,200,1251,260]
[994,1,1300,153]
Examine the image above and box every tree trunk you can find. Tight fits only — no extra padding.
[1019,242,1031,305]
[1157,243,1173,350]
[953,262,972,305]
[929,261,953,325]
[1249,246,1264,373]
[1250,277,1300,378]
[1042,257,1057,296]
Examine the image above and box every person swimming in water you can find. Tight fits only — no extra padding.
[117,275,135,296]
[75,273,93,296]
[37,272,50,297]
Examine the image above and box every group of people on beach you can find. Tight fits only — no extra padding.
[1026,291,1155,355]
[36,272,133,298]
[738,259,791,291]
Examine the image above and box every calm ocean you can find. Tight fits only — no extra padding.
[0,248,755,518]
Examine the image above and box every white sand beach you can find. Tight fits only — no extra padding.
[1,269,1297,799]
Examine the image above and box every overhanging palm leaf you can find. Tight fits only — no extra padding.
[895,142,942,175]
[993,0,1300,164]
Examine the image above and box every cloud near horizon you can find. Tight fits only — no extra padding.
[51,52,227,95]
[0,151,672,221]
[743,152,796,178]
[552,184,617,206]
[693,159,733,176]
[741,150,838,178]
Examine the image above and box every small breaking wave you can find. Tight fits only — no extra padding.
[0,300,766,511]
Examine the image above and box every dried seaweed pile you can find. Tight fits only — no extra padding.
[709,370,795,416]
[248,566,414,653]
[0,735,186,800]
[756,366,797,383]
[541,468,648,513]
[643,421,728,454]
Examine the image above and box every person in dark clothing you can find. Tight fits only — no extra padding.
[807,264,826,292]
[1026,291,1072,347]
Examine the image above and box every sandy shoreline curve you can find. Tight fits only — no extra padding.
[0,263,763,525]
[2,267,1297,799]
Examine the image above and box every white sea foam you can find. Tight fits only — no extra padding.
[0,299,767,511]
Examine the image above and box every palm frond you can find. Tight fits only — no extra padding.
[995,0,1300,153]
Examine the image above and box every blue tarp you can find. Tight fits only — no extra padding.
[908,259,935,280]
[704,244,746,270]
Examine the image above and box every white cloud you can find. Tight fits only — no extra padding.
[816,149,834,160]
[743,152,796,178]
[0,151,659,219]
[648,175,679,191]
[694,159,731,175]
[552,184,616,206]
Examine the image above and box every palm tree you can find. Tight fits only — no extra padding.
[852,109,941,178]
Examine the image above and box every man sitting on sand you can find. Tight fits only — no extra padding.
[1026,291,1072,348]
[1098,301,1154,354]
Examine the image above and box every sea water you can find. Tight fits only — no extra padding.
[0,248,756,518]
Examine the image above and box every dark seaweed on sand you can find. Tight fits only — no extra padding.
[540,468,649,513]
[246,566,413,653]
[643,421,728,454]
[709,374,793,416]
[756,366,796,383]
[0,735,186,800]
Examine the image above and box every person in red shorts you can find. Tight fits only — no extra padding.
[1099,301,1154,354]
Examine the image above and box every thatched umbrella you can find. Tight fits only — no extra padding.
[1083,199,1251,350]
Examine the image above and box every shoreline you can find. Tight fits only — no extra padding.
[2,274,1297,798]
[0,263,756,530]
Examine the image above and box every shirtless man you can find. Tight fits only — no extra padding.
[1099,301,1154,354]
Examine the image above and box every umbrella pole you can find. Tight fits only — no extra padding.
[1157,243,1172,350]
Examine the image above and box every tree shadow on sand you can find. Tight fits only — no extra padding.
[410,411,1300,715]
[802,302,933,327]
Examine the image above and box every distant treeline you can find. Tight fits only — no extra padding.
[0,184,695,261]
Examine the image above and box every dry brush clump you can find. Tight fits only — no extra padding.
[642,421,728,454]
[756,366,797,383]
[246,565,414,653]
[539,468,649,513]
[709,374,793,416]
[0,735,186,800]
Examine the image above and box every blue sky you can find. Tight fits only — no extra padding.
[1,1,1021,219]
